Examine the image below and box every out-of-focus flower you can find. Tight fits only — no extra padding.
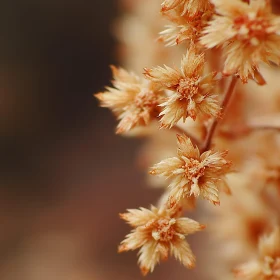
[150,134,231,207]
[234,227,280,280]
[144,44,221,128]
[208,173,277,262]
[95,66,164,134]
[161,0,212,16]
[201,0,280,84]
[115,0,175,73]
[118,205,204,275]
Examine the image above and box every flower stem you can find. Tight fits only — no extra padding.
[219,124,280,140]
[202,77,238,152]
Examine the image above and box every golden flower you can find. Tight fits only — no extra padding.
[234,227,280,280]
[118,205,205,275]
[144,44,221,128]
[161,0,212,16]
[150,134,231,207]
[201,0,280,84]
[159,10,213,47]
[95,66,163,134]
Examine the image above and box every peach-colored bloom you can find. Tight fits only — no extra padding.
[159,10,213,47]
[150,134,231,207]
[201,0,280,84]
[234,227,280,280]
[119,205,204,275]
[144,44,221,128]
[209,173,276,263]
[161,0,212,16]
[95,66,163,134]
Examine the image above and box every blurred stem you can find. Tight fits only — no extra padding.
[202,76,238,152]
[220,124,280,139]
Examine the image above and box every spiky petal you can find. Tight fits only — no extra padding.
[201,0,280,84]
[144,44,221,128]
[150,134,231,207]
[119,205,204,275]
[95,66,164,134]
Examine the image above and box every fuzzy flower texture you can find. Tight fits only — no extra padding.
[144,44,221,128]
[150,134,231,207]
[234,227,280,280]
[161,0,212,16]
[118,205,205,275]
[94,0,280,277]
[95,66,163,134]
[201,0,280,84]
[160,0,213,47]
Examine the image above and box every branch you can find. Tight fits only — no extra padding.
[201,77,238,152]
[219,124,280,139]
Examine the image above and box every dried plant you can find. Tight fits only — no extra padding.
[95,0,280,278]
[118,205,204,274]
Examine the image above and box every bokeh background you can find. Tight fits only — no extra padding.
[0,0,205,279]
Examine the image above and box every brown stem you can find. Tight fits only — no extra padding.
[202,77,238,152]
[248,125,280,132]
[219,124,280,140]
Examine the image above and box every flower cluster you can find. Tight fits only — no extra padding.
[95,0,280,277]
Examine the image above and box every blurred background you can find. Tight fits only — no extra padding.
[0,0,206,279]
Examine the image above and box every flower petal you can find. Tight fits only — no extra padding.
[170,239,196,268]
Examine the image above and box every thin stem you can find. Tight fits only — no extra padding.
[202,77,238,152]
[248,125,280,132]
[219,124,280,139]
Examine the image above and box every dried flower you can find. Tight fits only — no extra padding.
[150,134,230,207]
[159,10,213,47]
[234,227,280,280]
[118,205,205,275]
[201,0,280,84]
[209,173,276,263]
[95,66,164,134]
[161,0,212,16]
[144,44,221,128]
[96,0,280,277]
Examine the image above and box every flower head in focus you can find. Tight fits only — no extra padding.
[150,134,231,207]
[234,227,280,280]
[159,10,213,47]
[161,0,212,16]
[201,0,280,84]
[144,44,221,128]
[95,66,164,134]
[118,205,204,275]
